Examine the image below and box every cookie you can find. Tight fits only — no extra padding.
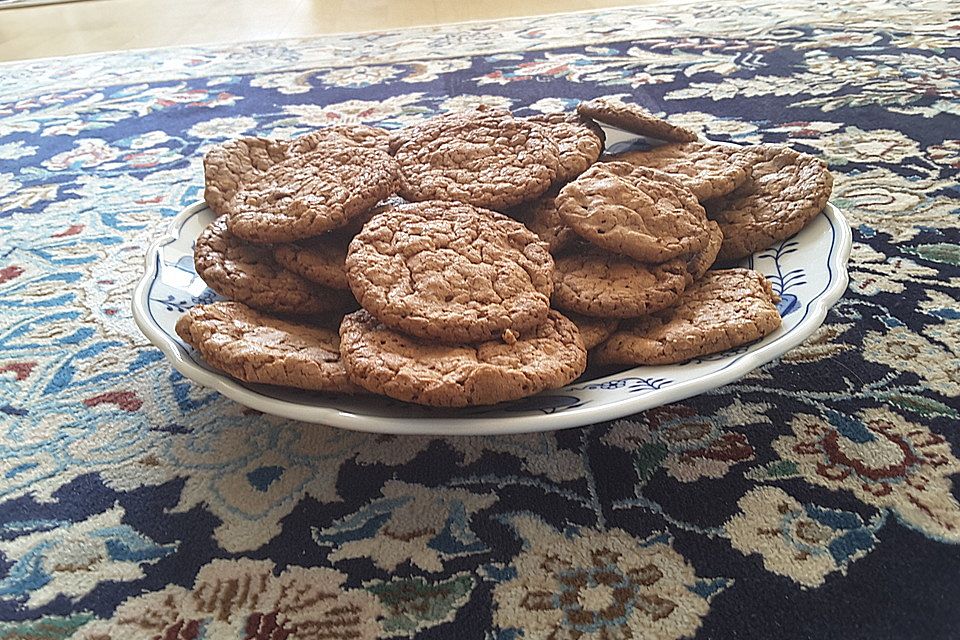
[557,162,709,263]
[553,243,688,318]
[226,146,399,243]
[175,301,359,393]
[203,137,289,216]
[511,189,578,254]
[345,201,554,344]
[273,234,350,290]
[339,309,586,406]
[292,124,391,155]
[388,106,510,155]
[592,269,782,366]
[564,312,619,351]
[194,216,355,316]
[685,220,723,283]
[526,113,605,183]
[577,97,696,143]
[706,145,834,261]
[608,141,755,201]
[394,110,560,210]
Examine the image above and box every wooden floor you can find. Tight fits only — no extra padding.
[0,0,656,62]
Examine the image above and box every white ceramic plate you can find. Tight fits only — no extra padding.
[133,197,851,436]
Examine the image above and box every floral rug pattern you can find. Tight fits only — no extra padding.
[1,0,958,637]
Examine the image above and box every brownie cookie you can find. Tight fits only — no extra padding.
[592,269,782,365]
[339,309,586,406]
[565,312,619,351]
[194,216,355,316]
[557,162,709,263]
[394,111,560,210]
[203,137,289,216]
[292,124,391,155]
[685,220,723,283]
[227,146,400,243]
[527,113,605,183]
[175,301,359,393]
[511,189,578,254]
[577,97,696,143]
[273,234,350,290]
[553,243,688,318]
[609,141,755,201]
[345,201,554,343]
[388,106,510,155]
[706,145,833,261]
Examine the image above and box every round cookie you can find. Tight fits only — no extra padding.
[526,113,605,183]
[511,189,578,254]
[685,220,723,283]
[175,301,359,393]
[339,309,586,407]
[345,201,554,344]
[273,234,350,290]
[553,243,688,318]
[564,312,619,351]
[706,145,834,261]
[577,97,696,143]
[203,137,289,216]
[394,110,560,210]
[608,141,755,201]
[388,106,511,155]
[227,146,400,243]
[194,216,355,316]
[557,162,709,263]
[592,269,782,366]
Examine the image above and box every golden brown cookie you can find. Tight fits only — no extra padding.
[394,110,560,210]
[564,312,619,350]
[226,146,400,243]
[194,216,355,316]
[203,137,289,216]
[510,188,578,254]
[526,113,605,183]
[552,243,688,318]
[608,141,755,201]
[577,97,696,142]
[273,234,350,290]
[706,145,834,261]
[685,220,723,283]
[345,201,554,344]
[292,124,391,155]
[592,269,782,365]
[339,309,586,406]
[557,162,709,263]
[176,301,360,393]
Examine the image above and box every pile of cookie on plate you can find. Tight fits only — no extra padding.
[175,97,834,407]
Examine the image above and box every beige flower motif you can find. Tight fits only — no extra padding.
[318,65,403,87]
[863,325,960,397]
[315,480,496,572]
[662,111,764,144]
[282,93,426,128]
[439,94,514,113]
[926,139,960,169]
[493,515,727,640]
[831,167,957,241]
[726,487,878,588]
[773,408,960,541]
[250,71,315,94]
[780,322,854,364]
[847,241,941,297]
[0,182,59,213]
[72,558,383,639]
[795,126,921,165]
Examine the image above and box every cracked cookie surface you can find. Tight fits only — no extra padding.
[592,269,782,365]
[706,145,833,260]
[553,243,688,318]
[526,112,605,184]
[194,216,355,316]
[339,309,586,406]
[558,162,709,263]
[608,141,755,201]
[577,98,696,142]
[176,301,360,393]
[345,201,554,343]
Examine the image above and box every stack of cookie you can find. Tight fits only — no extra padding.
[175,98,833,407]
